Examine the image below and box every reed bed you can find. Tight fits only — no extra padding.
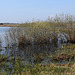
[4,14,75,47]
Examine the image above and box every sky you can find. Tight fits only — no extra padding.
[0,0,75,23]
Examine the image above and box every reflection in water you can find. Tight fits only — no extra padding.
[1,44,56,62]
[0,44,57,74]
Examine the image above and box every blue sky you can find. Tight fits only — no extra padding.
[0,0,75,23]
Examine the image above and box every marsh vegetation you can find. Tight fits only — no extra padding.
[0,14,75,75]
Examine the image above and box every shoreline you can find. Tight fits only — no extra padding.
[0,24,20,27]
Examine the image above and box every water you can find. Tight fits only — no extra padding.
[0,27,70,74]
[0,27,10,35]
[0,27,10,47]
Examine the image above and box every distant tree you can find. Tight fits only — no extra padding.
[0,23,3,25]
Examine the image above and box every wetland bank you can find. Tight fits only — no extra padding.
[0,14,75,75]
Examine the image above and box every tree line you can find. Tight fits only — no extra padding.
[0,23,3,25]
